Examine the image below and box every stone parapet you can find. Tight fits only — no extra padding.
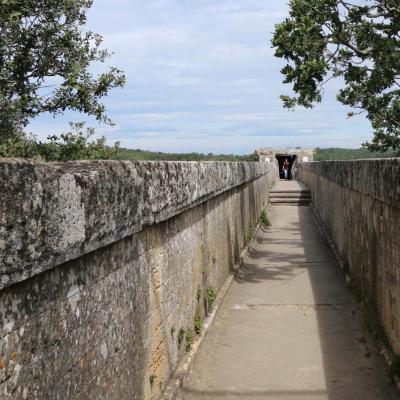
[299,158,400,355]
[0,159,276,290]
[299,158,400,209]
[0,159,277,399]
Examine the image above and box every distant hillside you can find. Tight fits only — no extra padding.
[116,147,395,162]
[117,148,259,162]
[314,148,395,161]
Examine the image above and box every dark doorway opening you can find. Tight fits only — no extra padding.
[276,154,297,180]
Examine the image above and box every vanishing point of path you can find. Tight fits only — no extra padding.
[182,180,397,400]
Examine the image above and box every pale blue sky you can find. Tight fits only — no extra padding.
[29,0,373,154]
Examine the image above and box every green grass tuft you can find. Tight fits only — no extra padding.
[259,209,271,227]
[206,287,216,314]
[177,328,185,348]
[185,329,194,352]
[194,307,203,335]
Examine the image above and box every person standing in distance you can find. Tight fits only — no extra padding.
[283,158,290,180]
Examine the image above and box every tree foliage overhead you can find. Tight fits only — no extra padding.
[272,0,400,155]
[0,0,125,140]
[0,122,120,161]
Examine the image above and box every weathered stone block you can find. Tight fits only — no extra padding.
[0,159,275,290]
[0,159,277,399]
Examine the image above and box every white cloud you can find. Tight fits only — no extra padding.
[28,0,374,153]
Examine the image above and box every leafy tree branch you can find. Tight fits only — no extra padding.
[0,0,125,154]
[272,0,400,155]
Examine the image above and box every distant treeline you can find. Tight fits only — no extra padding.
[314,147,395,161]
[117,148,259,161]
[117,147,395,162]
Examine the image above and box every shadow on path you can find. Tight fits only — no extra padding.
[181,182,396,400]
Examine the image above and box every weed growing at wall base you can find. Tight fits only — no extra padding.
[177,328,185,348]
[194,288,204,335]
[194,307,203,335]
[206,287,216,314]
[259,209,271,227]
[246,221,255,242]
[185,329,194,352]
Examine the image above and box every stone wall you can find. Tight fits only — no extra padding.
[257,148,315,162]
[299,159,400,354]
[0,159,277,400]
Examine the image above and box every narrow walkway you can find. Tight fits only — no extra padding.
[182,181,395,399]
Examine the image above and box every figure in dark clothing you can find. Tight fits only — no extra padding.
[283,158,290,180]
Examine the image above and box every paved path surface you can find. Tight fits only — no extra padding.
[182,181,396,400]
[270,179,310,191]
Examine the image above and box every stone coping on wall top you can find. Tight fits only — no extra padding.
[299,158,400,209]
[0,158,277,290]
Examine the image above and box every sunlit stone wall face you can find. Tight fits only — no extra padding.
[0,159,277,400]
[299,159,400,355]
